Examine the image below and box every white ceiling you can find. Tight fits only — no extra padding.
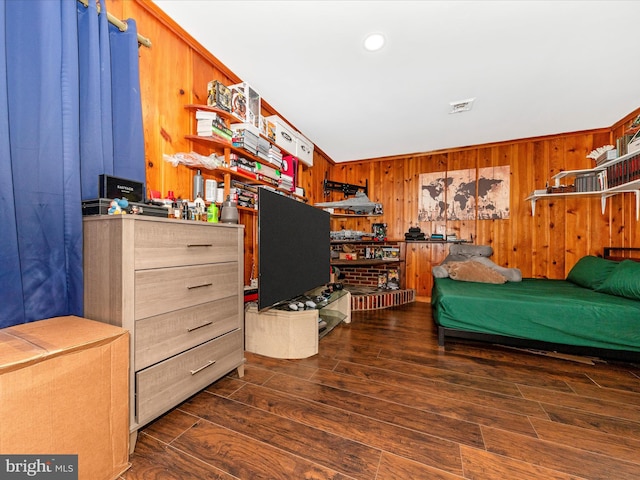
[153,0,640,163]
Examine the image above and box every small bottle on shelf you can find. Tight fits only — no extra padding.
[207,202,219,223]
[193,169,204,199]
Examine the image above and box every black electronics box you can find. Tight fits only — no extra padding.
[99,174,145,203]
[82,198,168,218]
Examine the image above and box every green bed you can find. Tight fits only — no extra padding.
[431,252,640,362]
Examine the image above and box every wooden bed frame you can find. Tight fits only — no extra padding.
[436,247,640,364]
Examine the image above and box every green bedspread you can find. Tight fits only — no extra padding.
[431,278,640,352]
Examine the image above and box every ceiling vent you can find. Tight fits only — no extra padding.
[449,98,475,114]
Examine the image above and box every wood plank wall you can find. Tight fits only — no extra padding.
[110,0,640,300]
[321,125,640,299]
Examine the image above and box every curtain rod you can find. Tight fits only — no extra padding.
[78,0,152,48]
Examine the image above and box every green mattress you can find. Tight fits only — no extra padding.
[431,277,640,352]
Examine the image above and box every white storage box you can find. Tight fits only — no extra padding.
[266,115,296,154]
[295,132,314,167]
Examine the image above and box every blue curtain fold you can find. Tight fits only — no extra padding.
[0,0,145,327]
[78,0,114,200]
[110,19,145,185]
[0,3,24,323]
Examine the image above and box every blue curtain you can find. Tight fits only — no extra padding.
[0,0,145,328]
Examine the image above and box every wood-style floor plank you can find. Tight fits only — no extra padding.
[180,390,382,479]
[262,370,485,448]
[335,353,527,397]
[529,417,640,464]
[376,452,464,480]
[171,420,351,480]
[308,365,539,437]
[125,432,239,480]
[541,403,640,440]
[519,383,640,422]
[123,301,640,480]
[459,445,586,480]
[332,360,549,418]
[226,380,465,476]
[481,425,640,480]
[379,346,581,393]
[139,408,200,444]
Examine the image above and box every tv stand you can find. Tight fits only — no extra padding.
[245,288,351,359]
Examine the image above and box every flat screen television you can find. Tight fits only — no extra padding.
[258,188,330,310]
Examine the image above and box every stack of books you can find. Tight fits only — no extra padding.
[269,144,283,169]
[595,149,617,166]
[229,154,256,176]
[232,128,258,155]
[257,137,271,163]
[231,180,258,209]
[195,110,232,141]
[279,173,295,192]
[575,172,606,192]
[255,162,281,183]
[253,163,280,188]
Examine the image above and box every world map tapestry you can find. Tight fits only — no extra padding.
[418,166,510,222]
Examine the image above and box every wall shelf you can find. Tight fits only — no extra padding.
[331,259,400,267]
[526,148,640,220]
[329,213,383,218]
[526,189,640,218]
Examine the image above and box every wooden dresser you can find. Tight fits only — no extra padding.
[83,215,245,449]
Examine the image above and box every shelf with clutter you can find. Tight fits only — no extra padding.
[182,103,303,200]
[328,223,405,291]
[179,79,315,206]
[167,99,310,217]
[526,144,640,219]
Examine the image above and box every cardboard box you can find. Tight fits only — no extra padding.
[0,316,130,480]
[339,252,358,260]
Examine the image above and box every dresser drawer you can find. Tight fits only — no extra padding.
[135,295,240,370]
[135,263,238,320]
[135,329,243,426]
[134,221,240,270]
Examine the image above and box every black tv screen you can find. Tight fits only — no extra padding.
[258,188,330,310]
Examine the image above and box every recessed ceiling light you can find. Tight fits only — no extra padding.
[364,33,385,52]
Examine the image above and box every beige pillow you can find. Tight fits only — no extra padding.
[445,261,507,284]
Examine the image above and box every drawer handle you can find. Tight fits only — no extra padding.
[187,282,212,290]
[187,243,213,247]
[187,321,213,332]
[190,360,216,375]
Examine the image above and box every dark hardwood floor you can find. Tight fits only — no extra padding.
[122,301,640,479]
